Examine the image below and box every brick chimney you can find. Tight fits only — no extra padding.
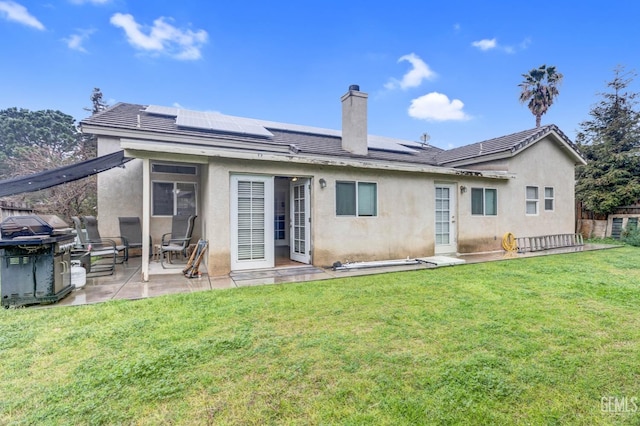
[341,85,368,155]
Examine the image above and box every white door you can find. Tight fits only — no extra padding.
[290,178,311,263]
[231,175,274,270]
[435,184,457,254]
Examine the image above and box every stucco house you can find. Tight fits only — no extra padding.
[80,85,586,280]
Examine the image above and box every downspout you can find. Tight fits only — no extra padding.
[142,158,151,282]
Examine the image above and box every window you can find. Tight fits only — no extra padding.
[471,188,497,216]
[526,186,539,215]
[544,187,554,211]
[336,181,377,216]
[152,181,197,216]
[151,163,197,175]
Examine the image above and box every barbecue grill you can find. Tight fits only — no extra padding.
[0,215,76,307]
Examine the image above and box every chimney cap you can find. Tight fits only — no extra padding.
[348,84,360,92]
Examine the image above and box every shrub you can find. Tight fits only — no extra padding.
[622,226,640,247]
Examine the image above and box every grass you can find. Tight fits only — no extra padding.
[1,246,639,425]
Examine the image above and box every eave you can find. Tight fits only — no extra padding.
[119,138,515,180]
[440,129,587,168]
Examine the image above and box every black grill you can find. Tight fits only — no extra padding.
[1,215,76,308]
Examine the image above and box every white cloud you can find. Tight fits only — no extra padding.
[408,92,471,122]
[385,53,436,90]
[110,13,208,60]
[472,38,497,51]
[0,1,45,30]
[472,37,531,54]
[63,28,95,52]
[519,37,532,50]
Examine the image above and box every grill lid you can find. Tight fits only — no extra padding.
[0,215,70,239]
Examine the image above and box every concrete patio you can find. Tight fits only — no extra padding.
[51,243,620,308]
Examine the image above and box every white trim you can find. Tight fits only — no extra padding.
[290,178,311,264]
[151,180,198,217]
[141,158,151,282]
[151,162,198,175]
[525,185,539,216]
[435,183,457,255]
[442,130,586,168]
[230,175,274,271]
[119,138,514,180]
[471,187,498,216]
[335,180,378,217]
[544,186,555,212]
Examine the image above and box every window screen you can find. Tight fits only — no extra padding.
[485,189,497,215]
[544,187,554,211]
[526,186,539,215]
[471,188,484,215]
[152,164,197,175]
[336,181,356,215]
[336,181,377,217]
[152,182,197,216]
[471,188,496,216]
[357,182,377,216]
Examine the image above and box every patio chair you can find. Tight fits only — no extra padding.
[159,214,197,268]
[71,216,118,277]
[118,217,152,258]
[82,216,127,263]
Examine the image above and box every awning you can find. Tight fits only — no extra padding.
[0,151,132,198]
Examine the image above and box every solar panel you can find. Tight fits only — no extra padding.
[400,140,429,148]
[175,110,274,138]
[368,136,418,154]
[145,105,419,150]
[175,115,210,129]
[259,119,342,137]
[257,119,417,153]
[144,105,179,116]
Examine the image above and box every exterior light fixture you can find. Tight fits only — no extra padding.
[319,178,327,189]
[460,185,467,194]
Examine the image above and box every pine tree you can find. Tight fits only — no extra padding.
[575,66,640,215]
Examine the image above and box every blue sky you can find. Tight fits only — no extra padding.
[1,1,638,149]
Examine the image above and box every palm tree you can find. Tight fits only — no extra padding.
[519,64,563,127]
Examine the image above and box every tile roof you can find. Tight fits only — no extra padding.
[435,124,581,165]
[81,103,444,165]
[81,103,581,168]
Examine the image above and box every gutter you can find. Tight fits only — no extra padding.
[119,138,515,180]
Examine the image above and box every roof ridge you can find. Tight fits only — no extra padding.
[435,124,562,165]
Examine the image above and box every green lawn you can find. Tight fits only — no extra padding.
[1,247,639,425]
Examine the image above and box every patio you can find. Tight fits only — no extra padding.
[51,243,619,308]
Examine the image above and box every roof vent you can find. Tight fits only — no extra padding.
[348,84,360,92]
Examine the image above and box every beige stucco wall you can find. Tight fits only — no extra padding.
[456,136,578,253]
[311,168,437,266]
[96,138,143,238]
[96,134,580,275]
[203,159,441,275]
[96,137,204,246]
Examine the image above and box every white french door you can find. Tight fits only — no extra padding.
[231,175,274,270]
[290,178,310,263]
[435,184,457,254]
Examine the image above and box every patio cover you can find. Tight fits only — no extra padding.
[0,151,131,197]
